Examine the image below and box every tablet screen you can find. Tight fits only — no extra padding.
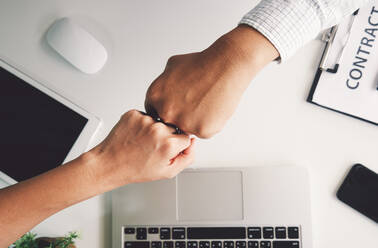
[0,66,88,182]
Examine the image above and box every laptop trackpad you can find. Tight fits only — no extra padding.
[177,170,244,221]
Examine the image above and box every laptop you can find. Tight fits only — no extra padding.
[112,166,312,248]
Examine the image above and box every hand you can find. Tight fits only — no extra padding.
[0,110,195,247]
[145,25,279,138]
[89,110,195,189]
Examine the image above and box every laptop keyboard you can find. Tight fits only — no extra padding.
[123,226,301,248]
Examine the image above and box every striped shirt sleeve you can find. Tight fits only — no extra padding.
[239,0,371,61]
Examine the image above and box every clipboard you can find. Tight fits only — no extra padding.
[307,2,378,126]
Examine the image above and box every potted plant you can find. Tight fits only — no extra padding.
[12,231,79,248]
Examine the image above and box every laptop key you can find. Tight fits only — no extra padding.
[161,228,171,240]
[272,241,299,248]
[236,241,246,248]
[137,228,147,240]
[125,228,136,234]
[247,241,258,248]
[223,241,234,248]
[263,227,274,239]
[260,241,271,248]
[152,242,162,248]
[275,227,286,239]
[164,242,174,248]
[125,242,150,248]
[199,241,210,248]
[188,241,198,248]
[211,241,222,248]
[247,227,261,239]
[149,228,159,234]
[175,241,186,248]
[287,227,299,239]
[172,227,186,239]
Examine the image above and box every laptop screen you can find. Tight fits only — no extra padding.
[0,66,88,182]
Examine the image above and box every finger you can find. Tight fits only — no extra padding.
[138,112,156,127]
[165,122,185,135]
[169,138,196,171]
[138,110,148,116]
[169,137,195,165]
[145,102,177,132]
[165,135,191,158]
[121,109,147,123]
[153,121,177,136]
[144,100,160,120]
[182,138,196,155]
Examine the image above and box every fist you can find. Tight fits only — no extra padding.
[145,26,278,138]
[92,110,195,188]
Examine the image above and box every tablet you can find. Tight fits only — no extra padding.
[0,58,101,186]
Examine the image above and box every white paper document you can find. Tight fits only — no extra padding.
[309,2,378,125]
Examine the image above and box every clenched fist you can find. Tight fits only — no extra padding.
[91,109,195,189]
[145,25,278,138]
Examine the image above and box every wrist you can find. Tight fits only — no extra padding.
[77,147,114,194]
[216,25,279,70]
[79,144,134,194]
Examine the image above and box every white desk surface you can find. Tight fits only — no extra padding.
[0,0,377,247]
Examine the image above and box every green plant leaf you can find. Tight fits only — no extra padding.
[53,231,79,248]
[13,232,38,248]
[12,231,79,248]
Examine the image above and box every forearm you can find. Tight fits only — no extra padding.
[222,25,279,66]
[210,25,279,83]
[0,110,194,247]
[0,151,103,247]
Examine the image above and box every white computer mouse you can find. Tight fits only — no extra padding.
[46,17,108,74]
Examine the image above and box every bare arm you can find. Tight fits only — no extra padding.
[0,110,195,247]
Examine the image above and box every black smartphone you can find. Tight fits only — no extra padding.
[337,164,378,223]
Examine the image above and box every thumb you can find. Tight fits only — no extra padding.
[169,138,196,173]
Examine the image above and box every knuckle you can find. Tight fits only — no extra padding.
[121,109,138,120]
[149,122,165,137]
[196,124,219,139]
[120,113,128,121]
[146,83,160,102]
[167,55,179,66]
[159,105,175,123]
[128,109,140,116]
[129,109,139,113]
[141,115,153,126]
